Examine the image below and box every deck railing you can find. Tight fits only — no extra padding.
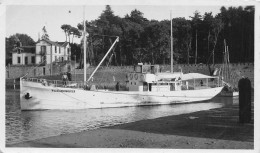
[21,77,221,91]
[21,77,125,90]
[22,77,87,89]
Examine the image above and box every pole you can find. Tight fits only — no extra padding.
[74,55,76,82]
[170,10,173,73]
[195,29,197,64]
[50,45,52,75]
[87,37,119,82]
[83,6,87,83]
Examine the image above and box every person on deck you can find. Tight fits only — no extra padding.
[67,72,72,81]
[62,72,68,85]
[116,82,120,91]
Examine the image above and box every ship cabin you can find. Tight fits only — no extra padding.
[127,64,183,92]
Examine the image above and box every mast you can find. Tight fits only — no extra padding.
[170,10,173,73]
[83,6,87,83]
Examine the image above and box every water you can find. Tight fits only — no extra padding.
[5,89,236,145]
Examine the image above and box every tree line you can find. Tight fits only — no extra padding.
[76,5,254,66]
[6,5,254,67]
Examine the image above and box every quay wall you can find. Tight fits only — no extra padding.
[6,63,254,89]
[5,62,77,79]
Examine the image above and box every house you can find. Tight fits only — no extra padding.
[35,39,71,64]
[11,39,71,65]
[12,46,36,65]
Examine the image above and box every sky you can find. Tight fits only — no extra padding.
[5,5,225,44]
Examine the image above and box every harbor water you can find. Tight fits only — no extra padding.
[6,89,236,145]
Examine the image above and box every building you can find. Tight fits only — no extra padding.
[12,39,71,65]
[36,39,71,64]
[12,46,36,65]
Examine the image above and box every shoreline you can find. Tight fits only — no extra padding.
[7,103,254,149]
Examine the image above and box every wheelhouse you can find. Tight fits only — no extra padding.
[127,64,183,92]
[126,64,221,92]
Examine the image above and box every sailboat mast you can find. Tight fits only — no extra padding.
[170,11,173,73]
[83,6,87,83]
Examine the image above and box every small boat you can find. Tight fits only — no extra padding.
[218,40,239,97]
[219,91,239,97]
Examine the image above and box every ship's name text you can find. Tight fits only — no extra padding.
[52,89,75,93]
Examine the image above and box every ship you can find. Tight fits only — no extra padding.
[19,10,223,110]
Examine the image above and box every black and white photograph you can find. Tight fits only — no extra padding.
[1,0,259,152]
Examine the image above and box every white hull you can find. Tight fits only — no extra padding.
[20,80,223,110]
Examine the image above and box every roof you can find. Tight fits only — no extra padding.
[156,72,183,79]
[37,39,60,46]
[181,73,218,80]
[37,39,70,47]
[57,42,70,47]
[12,46,36,53]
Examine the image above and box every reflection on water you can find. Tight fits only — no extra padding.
[6,90,237,145]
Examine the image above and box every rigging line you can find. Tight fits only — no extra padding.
[20,56,47,79]
[59,92,96,107]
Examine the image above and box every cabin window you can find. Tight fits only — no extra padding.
[149,83,152,91]
[131,82,132,85]
[142,65,150,73]
[17,57,21,64]
[151,66,155,74]
[134,65,142,73]
[55,46,57,53]
[160,83,168,85]
[170,83,174,91]
[59,47,61,54]
[143,82,148,91]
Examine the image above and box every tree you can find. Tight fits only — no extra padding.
[126,9,148,24]
[69,27,81,43]
[61,24,72,42]
[217,6,254,63]
[190,11,202,64]
[172,18,192,64]
[202,12,214,59]
[210,17,224,65]
[72,5,254,66]
[5,33,36,65]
